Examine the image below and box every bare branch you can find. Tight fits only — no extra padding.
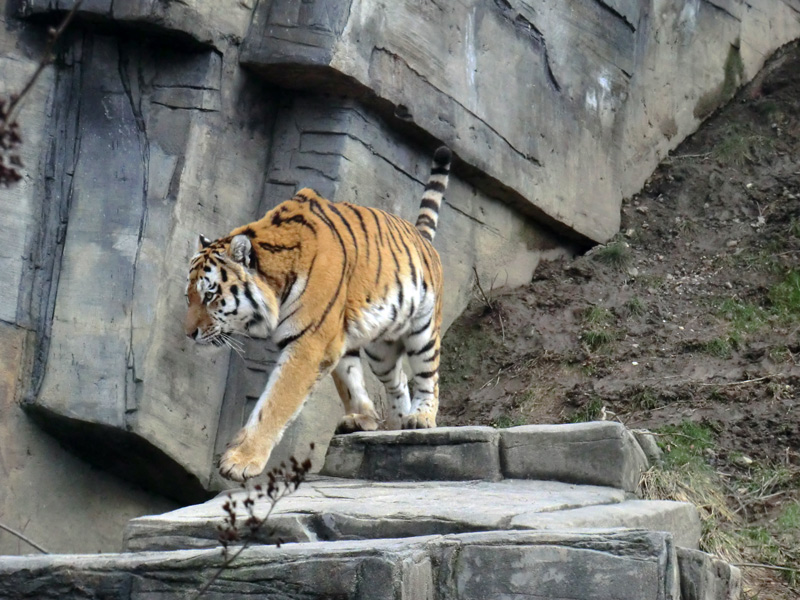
[0,521,49,554]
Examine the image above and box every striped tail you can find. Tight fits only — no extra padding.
[415,146,452,243]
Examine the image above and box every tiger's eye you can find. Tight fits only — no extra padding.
[204,291,214,303]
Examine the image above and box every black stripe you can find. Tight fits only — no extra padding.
[410,316,432,336]
[363,348,382,362]
[424,180,446,193]
[281,271,298,304]
[383,218,403,272]
[367,208,386,284]
[220,268,228,282]
[242,227,256,238]
[294,191,312,202]
[243,284,258,309]
[327,202,358,260]
[395,272,404,309]
[387,216,418,284]
[409,339,435,356]
[423,349,440,363]
[416,214,436,228]
[272,211,317,234]
[308,199,348,333]
[259,242,300,252]
[431,166,450,175]
[345,349,360,358]
[249,246,259,271]
[374,364,397,378]
[415,370,437,379]
[277,306,300,328]
[345,204,370,264]
[276,323,312,349]
[420,198,440,212]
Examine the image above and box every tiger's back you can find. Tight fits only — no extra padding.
[185,146,452,481]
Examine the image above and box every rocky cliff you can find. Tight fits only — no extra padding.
[1,0,799,552]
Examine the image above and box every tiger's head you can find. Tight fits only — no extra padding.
[184,234,279,346]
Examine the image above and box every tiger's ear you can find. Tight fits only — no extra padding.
[230,234,253,267]
[198,234,212,250]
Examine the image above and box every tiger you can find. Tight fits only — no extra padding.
[184,146,452,481]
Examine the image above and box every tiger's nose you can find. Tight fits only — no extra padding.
[187,328,199,340]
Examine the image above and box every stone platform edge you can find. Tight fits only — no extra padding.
[320,421,651,493]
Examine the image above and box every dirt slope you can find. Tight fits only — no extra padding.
[440,41,800,599]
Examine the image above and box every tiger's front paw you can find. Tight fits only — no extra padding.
[335,413,379,434]
[219,429,272,482]
[402,413,436,429]
[401,412,436,430]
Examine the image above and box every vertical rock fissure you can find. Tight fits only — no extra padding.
[24,31,86,403]
[118,40,150,419]
[590,0,637,32]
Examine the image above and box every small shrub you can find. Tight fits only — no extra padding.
[581,328,615,351]
[492,415,526,429]
[583,305,613,326]
[592,240,631,270]
[770,269,800,322]
[625,296,647,317]
[569,398,604,423]
[701,337,733,359]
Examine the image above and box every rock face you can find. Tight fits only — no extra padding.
[0,424,741,599]
[0,0,799,551]
[321,422,649,493]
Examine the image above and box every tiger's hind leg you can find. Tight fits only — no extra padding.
[402,316,440,429]
[364,340,411,431]
[332,350,380,434]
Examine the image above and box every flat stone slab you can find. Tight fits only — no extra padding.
[0,529,680,600]
[323,422,649,492]
[124,476,700,552]
[321,426,502,482]
[501,421,650,492]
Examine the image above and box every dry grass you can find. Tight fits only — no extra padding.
[641,422,800,598]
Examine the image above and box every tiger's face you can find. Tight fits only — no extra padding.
[184,234,278,346]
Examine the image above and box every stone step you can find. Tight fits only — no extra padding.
[322,422,649,492]
[124,476,701,552]
[0,529,684,600]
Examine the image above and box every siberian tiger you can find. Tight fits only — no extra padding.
[185,146,452,481]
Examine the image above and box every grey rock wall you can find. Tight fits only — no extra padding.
[0,0,798,552]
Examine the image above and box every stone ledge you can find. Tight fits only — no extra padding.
[322,422,650,492]
[123,477,701,553]
[321,426,501,481]
[500,422,650,492]
[0,529,681,600]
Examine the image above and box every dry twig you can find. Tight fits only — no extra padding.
[1,1,82,186]
[0,521,49,554]
[192,448,313,600]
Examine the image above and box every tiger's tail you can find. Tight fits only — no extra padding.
[415,146,452,243]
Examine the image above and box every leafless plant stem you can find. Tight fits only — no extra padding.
[0,521,49,554]
[5,1,83,123]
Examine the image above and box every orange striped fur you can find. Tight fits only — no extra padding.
[185,147,452,481]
